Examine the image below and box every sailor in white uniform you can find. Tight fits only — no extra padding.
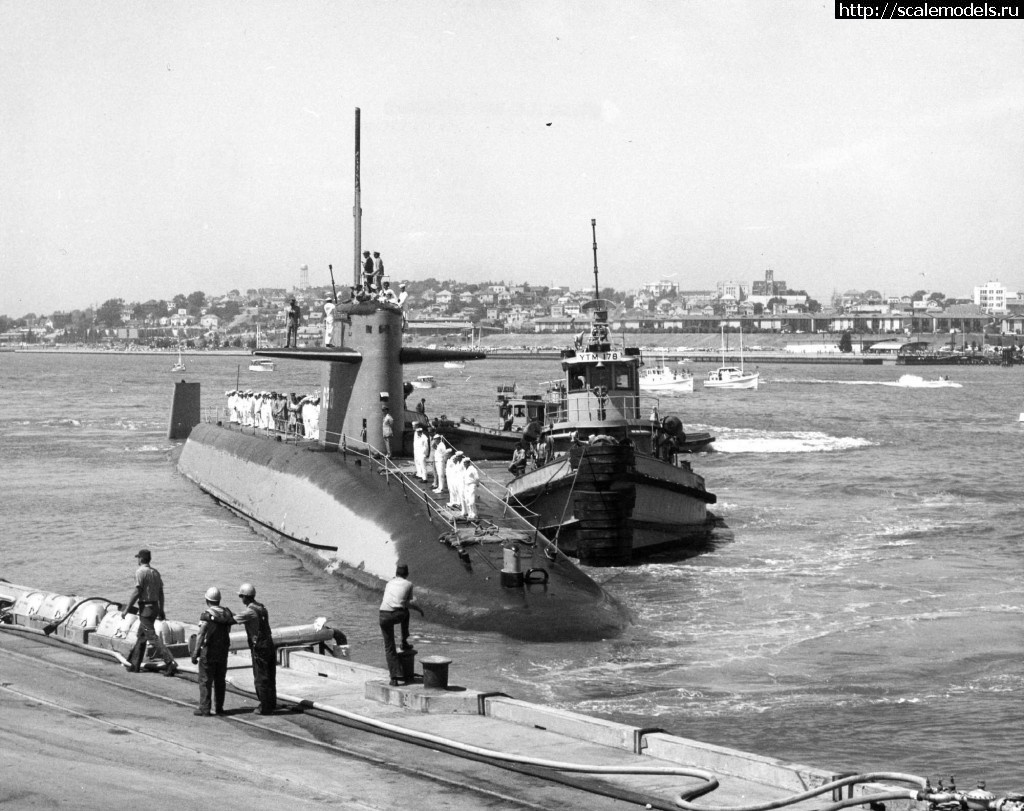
[461,457,480,520]
[445,451,464,510]
[432,437,451,494]
[413,425,430,481]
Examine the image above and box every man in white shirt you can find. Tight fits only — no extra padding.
[323,298,336,346]
[378,564,424,686]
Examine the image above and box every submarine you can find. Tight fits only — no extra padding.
[173,109,629,641]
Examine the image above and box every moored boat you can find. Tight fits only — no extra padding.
[705,325,759,390]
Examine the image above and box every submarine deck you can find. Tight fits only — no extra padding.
[0,626,925,811]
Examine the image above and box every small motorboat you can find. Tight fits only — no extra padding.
[639,360,694,393]
[410,375,437,389]
[249,359,275,373]
[443,361,465,370]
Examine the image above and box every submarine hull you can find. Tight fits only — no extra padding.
[177,422,628,641]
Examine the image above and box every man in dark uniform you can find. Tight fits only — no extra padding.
[286,299,301,347]
[362,250,375,290]
[190,586,235,716]
[234,582,276,715]
[121,549,178,676]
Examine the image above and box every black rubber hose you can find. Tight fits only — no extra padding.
[42,597,117,635]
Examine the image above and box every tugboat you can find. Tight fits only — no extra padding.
[502,221,720,566]
[170,110,628,642]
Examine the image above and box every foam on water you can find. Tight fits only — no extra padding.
[707,427,874,454]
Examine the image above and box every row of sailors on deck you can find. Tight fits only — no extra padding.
[410,425,480,521]
[225,390,320,439]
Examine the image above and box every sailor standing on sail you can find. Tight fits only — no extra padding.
[286,299,301,347]
[372,251,384,291]
[362,251,375,290]
[323,297,335,347]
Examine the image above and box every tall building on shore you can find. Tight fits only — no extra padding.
[751,268,787,297]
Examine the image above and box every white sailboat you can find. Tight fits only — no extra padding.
[704,325,759,390]
[249,326,275,371]
[170,346,185,373]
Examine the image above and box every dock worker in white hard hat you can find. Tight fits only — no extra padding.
[190,586,235,717]
[234,583,276,715]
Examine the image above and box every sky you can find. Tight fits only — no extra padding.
[2,1,1023,317]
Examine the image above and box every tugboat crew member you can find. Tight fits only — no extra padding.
[378,563,424,686]
[508,441,528,477]
[235,583,276,715]
[121,549,178,677]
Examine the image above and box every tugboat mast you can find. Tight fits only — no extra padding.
[353,107,362,288]
[591,218,600,300]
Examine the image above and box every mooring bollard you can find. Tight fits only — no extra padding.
[398,647,417,682]
[500,545,525,588]
[420,655,452,689]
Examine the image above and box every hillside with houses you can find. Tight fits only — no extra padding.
[3,272,1023,349]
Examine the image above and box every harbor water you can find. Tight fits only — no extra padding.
[2,351,1021,789]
